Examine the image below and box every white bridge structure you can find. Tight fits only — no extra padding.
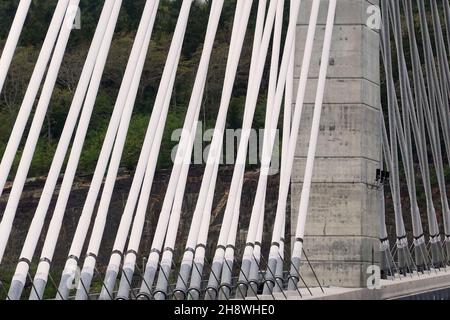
[0,0,449,300]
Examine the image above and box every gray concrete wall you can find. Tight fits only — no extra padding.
[292,0,381,288]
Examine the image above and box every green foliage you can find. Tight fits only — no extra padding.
[0,0,278,178]
[121,113,150,170]
[445,165,450,181]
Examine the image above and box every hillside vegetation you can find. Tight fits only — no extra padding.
[0,0,274,178]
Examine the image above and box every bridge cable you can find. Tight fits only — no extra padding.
[0,0,32,96]
[430,0,450,105]
[390,0,443,268]
[0,0,81,264]
[29,1,158,301]
[379,110,399,276]
[160,1,251,299]
[417,0,450,247]
[73,0,192,300]
[50,0,160,300]
[103,0,224,301]
[416,0,450,167]
[185,0,266,301]
[0,0,69,198]
[261,0,322,296]
[171,0,269,301]
[287,0,337,292]
[444,0,450,54]
[102,0,223,301]
[380,0,423,273]
[273,24,296,292]
[200,0,280,300]
[6,0,120,300]
[151,0,251,301]
[148,0,251,301]
[403,0,450,263]
[220,0,285,300]
[135,0,252,301]
[135,0,247,301]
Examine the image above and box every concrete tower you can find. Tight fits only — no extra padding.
[292,0,381,288]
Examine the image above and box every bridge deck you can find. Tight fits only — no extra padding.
[251,269,450,300]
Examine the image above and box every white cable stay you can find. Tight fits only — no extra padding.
[219,0,285,300]
[203,0,280,300]
[100,0,218,300]
[220,0,285,300]
[263,0,320,295]
[0,0,32,96]
[7,0,120,301]
[403,0,450,262]
[1,0,449,301]
[260,0,294,297]
[444,0,450,56]
[133,0,251,301]
[379,111,396,273]
[55,1,161,300]
[126,0,249,301]
[180,0,267,301]
[390,0,441,267]
[102,0,224,301]
[152,0,258,301]
[88,0,198,301]
[183,0,262,301]
[430,0,450,116]
[380,0,419,271]
[74,0,192,301]
[274,1,297,292]
[27,0,159,300]
[416,0,450,167]
[0,0,81,264]
[0,0,68,199]
[273,0,295,294]
[287,0,336,291]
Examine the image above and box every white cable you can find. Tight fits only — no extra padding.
[291,0,336,281]
[7,0,119,301]
[187,0,263,266]
[0,0,69,198]
[75,2,167,300]
[179,0,265,281]
[238,0,301,297]
[242,0,285,248]
[0,0,32,95]
[136,0,247,299]
[184,0,249,255]
[30,0,158,300]
[74,0,188,300]
[192,162,217,256]
[185,0,247,287]
[247,0,267,90]
[61,3,156,262]
[90,0,193,301]
[183,0,249,258]
[380,2,414,240]
[277,2,295,245]
[0,0,81,264]
[213,0,279,267]
[272,1,295,294]
[151,0,254,300]
[63,0,158,268]
[107,0,223,301]
[221,0,285,298]
[201,0,286,300]
[266,0,320,274]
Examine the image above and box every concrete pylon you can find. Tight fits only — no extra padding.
[292,0,381,288]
